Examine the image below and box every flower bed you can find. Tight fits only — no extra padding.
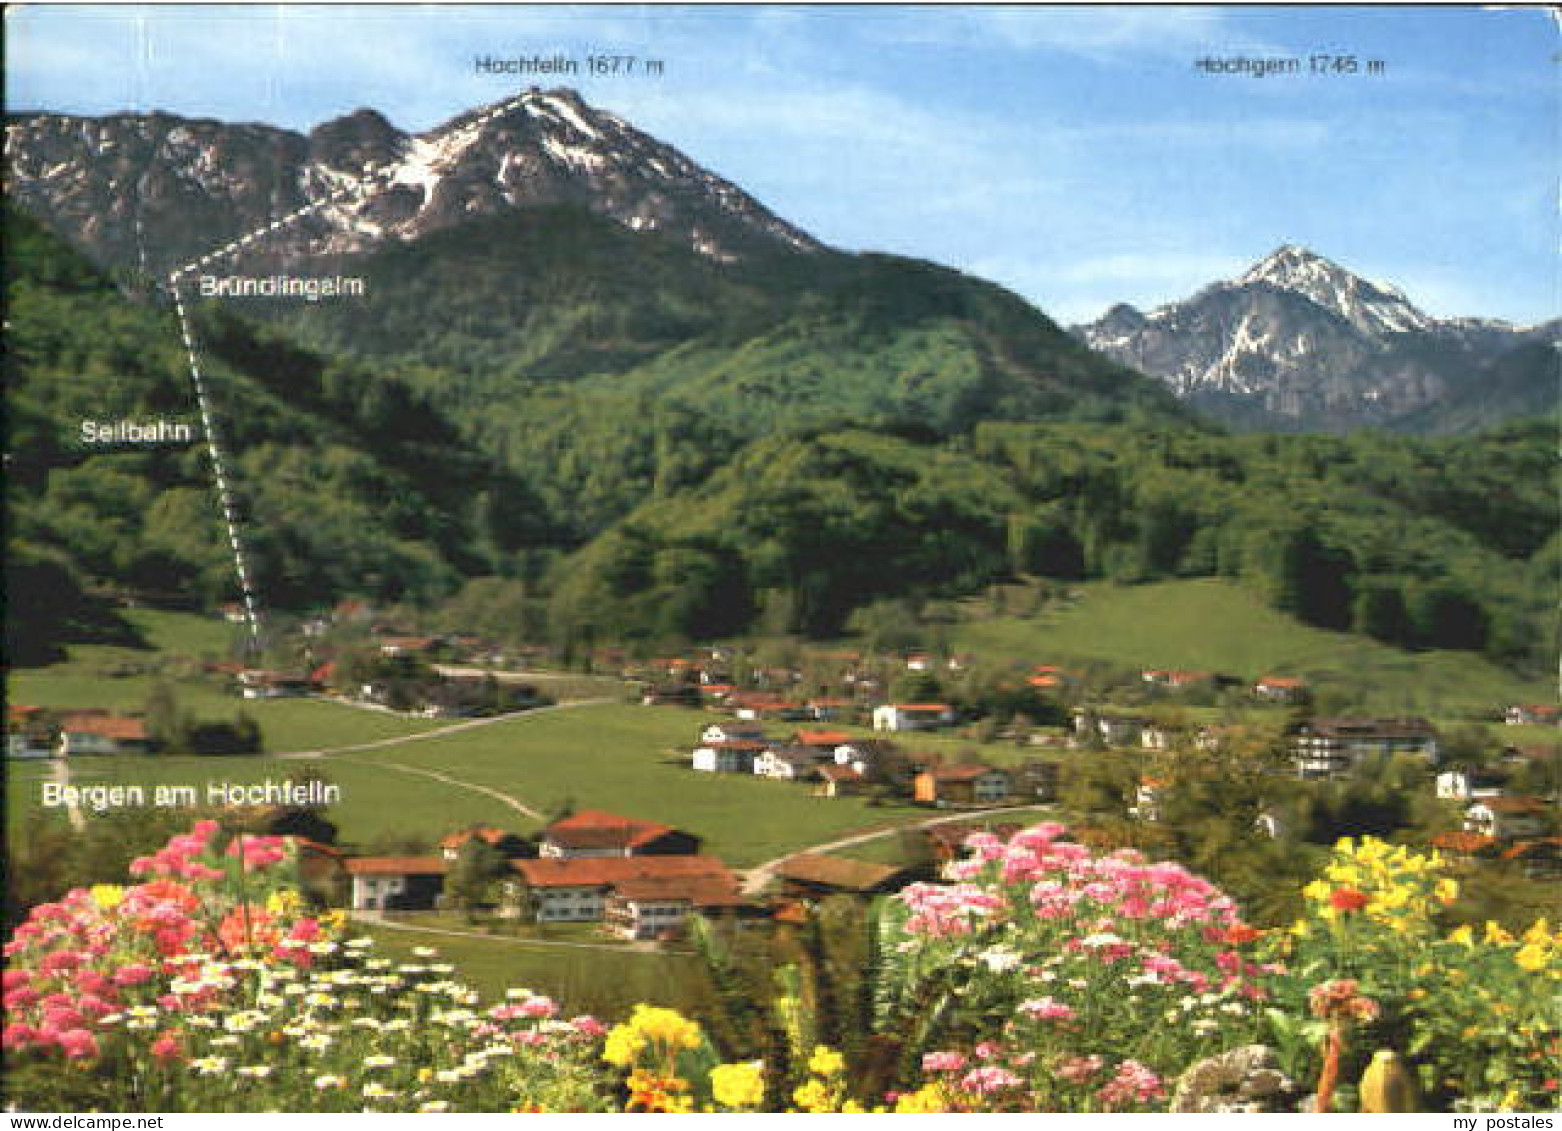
[4,822,1556,1112]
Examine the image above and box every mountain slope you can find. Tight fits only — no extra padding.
[4,206,546,633]
[4,88,821,280]
[1074,246,1551,432]
[246,207,1190,538]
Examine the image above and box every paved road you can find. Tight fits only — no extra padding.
[739,805,1049,896]
[273,697,617,759]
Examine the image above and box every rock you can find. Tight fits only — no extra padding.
[1170,1045,1302,1113]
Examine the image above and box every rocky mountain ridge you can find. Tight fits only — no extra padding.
[4,88,822,280]
[1074,245,1554,431]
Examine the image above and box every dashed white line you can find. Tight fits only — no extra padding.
[160,89,536,646]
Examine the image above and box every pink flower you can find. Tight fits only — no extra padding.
[55,1028,99,1060]
[3,969,31,991]
[518,995,557,1019]
[1097,1059,1164,1109]
[2,1023,38,1050]
[1018,997,1075,1022]
[1056,1055,1103,1083]
[922,1051,967,1073]
[4,987,40,1010]
[151,1032,183,1063]
[38,950,85,975]
[112,963,154,987]
[958,1066,1024,1095]
[571,1015,606,1037]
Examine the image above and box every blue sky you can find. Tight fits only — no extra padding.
[7,4,1557,324]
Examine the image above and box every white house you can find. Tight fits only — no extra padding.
[754,746,823,780]
[510,856,738,927]
[691,740,765,773]
[344,857,446,912]
[57,714,150,757]
[872,703,955,732]
[1435,768,1508,801]
[699,723,767,746]
[1464,797,1550,840]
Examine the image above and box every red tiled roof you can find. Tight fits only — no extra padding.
[542,810,681,852]
[1500,837,1562,860]
[1431,832,1498,854]
[1257,676,1307,688]
[345,856,447,876]
[62,715,147,740]
[609,874,744,908]
[700,739,769,752]
[816,765,863,783]
[894,703,952,713]
[440,825,512,850]
[511,854,732,889]
[795,731,853,747]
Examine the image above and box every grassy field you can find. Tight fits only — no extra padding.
[346,703,934,867]
[5,753,524,853]
[947,578,1552,719]
[8,609,440,752]
[353,921,712,1019]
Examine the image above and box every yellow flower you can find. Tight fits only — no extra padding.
[1514,944,1550,974]
[89,884,125,911]
[602,1025,647,1068]
[710,1062,765,1110]
[894,1083,949,1113]
[1522,919,1553,946]
[1447,925,1474,948]
[626,1005,702,1051]
[1484,921,1515,946]
[808,1045,846,1077]
[1434,878,1458,905]
[792,1078,832,1113]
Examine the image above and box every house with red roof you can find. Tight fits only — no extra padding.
[1254,675,1309,703]
[508,855,738,930]
[57,713,151,757]
[344,856,447,911]
[539,810,700,859]
[440,825,531,861]
[1505,704,1561,727]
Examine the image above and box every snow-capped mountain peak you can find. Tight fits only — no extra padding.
[1072,245,1536,430]
[4,87,824,278]
[1234,244,1432,335]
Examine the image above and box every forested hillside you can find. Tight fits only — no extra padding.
[4,208,542,659]
[254,206,1188,538]
[8,201,1552,678]
[550,420,1555,672]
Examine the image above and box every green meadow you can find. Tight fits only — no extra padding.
[947,578,1551,718]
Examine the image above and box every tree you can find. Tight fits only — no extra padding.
[445,839,507,924]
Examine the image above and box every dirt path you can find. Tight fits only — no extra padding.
[335,756,546,821]
[739,805,1048,896]
[49,758,87,833]
[274,698,617,759]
